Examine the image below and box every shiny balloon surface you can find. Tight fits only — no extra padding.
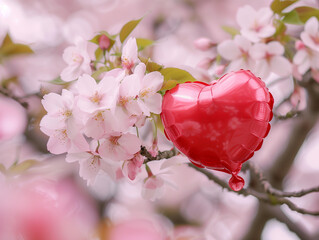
[161,70,274,191]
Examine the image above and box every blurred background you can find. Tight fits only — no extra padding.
[1,0,319,239]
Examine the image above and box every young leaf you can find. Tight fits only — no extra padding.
[0,34,33,60]
[119,18,143,43]
[139,57,163,72]
[47,77,71,85]
[9,160,39,174]
[160,68,196,92]
[282,10,303,25]
[136,38,154,51]
[92,66,110,80]
[221,26,240,37]
[271,0,299,14]
[95,47,103,61]
[295,6,319,23]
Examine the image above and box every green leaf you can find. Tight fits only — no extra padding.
[119,18,143,43]
[9,160,39,174]
[282,10,303,24]
[0,163,5,174]
[95,47,103,61]
[221,25,240,37]
[136,38,154,51]
[47,77,71,85]
[139,57,163,72]
[160,68,197,92]
[271,0,299,14]
[92,66,110,80]
[273,19,287,37]
[295,6,319,23]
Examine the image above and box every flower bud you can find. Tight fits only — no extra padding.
[98,35,110,50]
[194,37,215,51]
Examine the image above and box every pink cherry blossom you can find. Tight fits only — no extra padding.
[122,153,144,181]
[250,41,292,79]
[40,126,89,154]
[236,5,275,42]
[293,41,319,75]
[66,147,116,185]
[119,63,163,117]
[40,89,77,130]
[141,175,165,201]
[98,34,110,50]
[60,37,92,82]
[99,132,141,161]
[217,35,254,72]
[121,37,139,71]
[76,74,119,113]
[300,17,319,52]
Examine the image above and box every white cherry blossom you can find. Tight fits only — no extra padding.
[217,35,255,72]
[301,17,319,52]
[141,175,165,201]
[99,133,141,161]
[121,37,139,71]
[293,40,319,75]
[236,5,275,42]
[250,41,292,79]
[122,153,144,181]
[76,74,119,113]
[60,37,92,82]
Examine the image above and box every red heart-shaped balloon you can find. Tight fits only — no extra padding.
[161,70,273,191]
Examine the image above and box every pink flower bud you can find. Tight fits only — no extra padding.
[194,37,215,51]
[295,40,305,51]
[98,35,110,50]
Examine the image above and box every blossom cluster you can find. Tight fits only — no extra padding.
[40,36,168,200]
[195,5,319,83]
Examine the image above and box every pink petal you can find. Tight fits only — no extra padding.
[305,17,319,37]
[267,41,284,56]
[217,40,241,60]
[234,35,251,52]
[42,93,64,114]
[66,152,91,163]
[141,71,163,93]
[76,74,97,97]
[270,56,292,77]
[118,133,141,155]
[143,93,162,115]
[236,5,256,29]
[249,43,266,60]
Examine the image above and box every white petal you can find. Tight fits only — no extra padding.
[118,133,141,155]
[66,152,91,163]
[217,40,241,60]
[143,93,162,114]
[267,41,284,55]
[79,157,100,185]
[240,29,260,43]
[249,43,266,59]
[234,35,251,52]
[293,50,308,65]
[41,93,64,113]
[258,8,274,25]
[76,74,97,97]
[236,5,256,29]
[119,74,141,98]
[134,62,146,79]
[305,17,319,37]
[60,65,82,82]
[40,115,65,130]
[141,71,163,93]
[254,59,270,79]
[270,56,292,77]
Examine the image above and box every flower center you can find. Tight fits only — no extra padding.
[90,91,103,104]
[72,53,83,63]
[109,135,121,145]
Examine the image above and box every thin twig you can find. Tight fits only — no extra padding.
[140,146,178,164]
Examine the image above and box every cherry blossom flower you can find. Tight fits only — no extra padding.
[122,153,144,181]
[119,63,163,117]
[236,5,275,42]
[217,35,255,72]
[66,146,116,185]
[76,74,119,113]
[141,175,165,201]
[99,133,141,161]
[250,41,292,79]
[293,40,319,75]
[60,37,92,82]
[300,17,319,52]
[98,34,110,50]
[121,37,139,71]
[40,89,77,131]
[40,126,89,154]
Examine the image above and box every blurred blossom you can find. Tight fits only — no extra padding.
[217,35,254,72]
[293,40,319,75]
[141,175,165,201]
[0,178,97,240]
[236,5,275,43]
[0,97,27,141]
[109,219,166,240]
[194,37,215,51]
[301,16,319,52]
